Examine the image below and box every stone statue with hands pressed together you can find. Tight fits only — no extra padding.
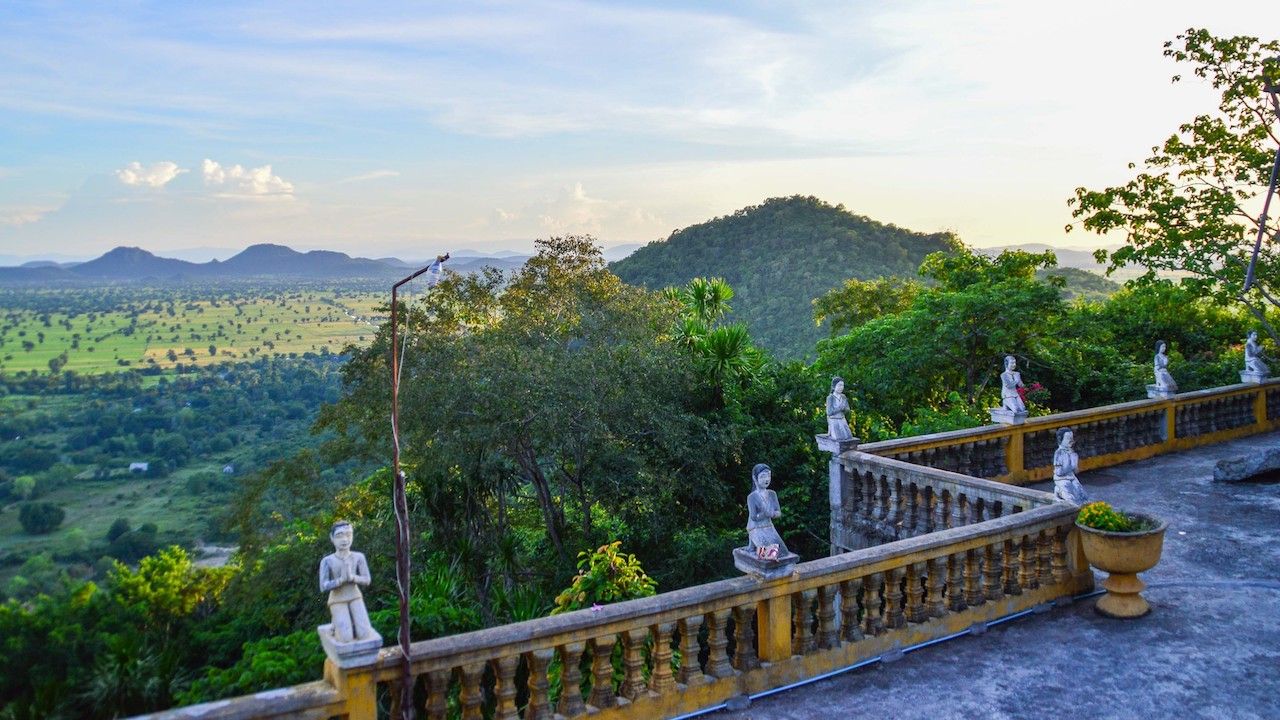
[825,376,854,441]
[746,463,789,560]
[1052,428,1089,506]
[1153,341,1177,393]
[319,520,377,644]
[1244,331,1269,378]
[1001,355,1027,414]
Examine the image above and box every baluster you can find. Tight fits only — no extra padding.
[1019,535,1038,590]
[676,615,707,686]
[525,648,554,719]
[387,677,404,720]
[973,497,986,524]
[963,548,984,606]
[1052,527,1070,583]
[907,483,921,534]
[493,655,520,720]
[459,662,486,720]
[732,604,759,670]
[817,584,839,649]
[887,478,902,531]
[840,578,865,641]
[941,490,953,529]
[926,556,946,617]
[425,669,450,720]
[863,572,884,635]
[588,635,617,710]
[863,471,877,522]
[904,563,925,622]
[1003,538,1021,595]
[704,610,734,678]
[792,590,816,655]
[648,622,676,696]
[883,568,905,628]
[983,543,1003,601]
[619,629,648,700]
[957,493,970,526]
[948,552,966,611]
[1037,530,1054,584]
[557,642,587,717]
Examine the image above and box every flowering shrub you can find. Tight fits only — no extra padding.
[1017,382,1050,407]
[1077,501,1140,532]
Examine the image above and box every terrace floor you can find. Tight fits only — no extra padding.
[714,432,1280,720]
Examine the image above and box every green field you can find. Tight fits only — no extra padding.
[0,286,384,375]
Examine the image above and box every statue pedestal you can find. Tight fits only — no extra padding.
[988,408,1028,425]
[815,434,860,455]
[1146,385,1177,400]
[318,624,383,669]
[734,547,799,581]
[1240,370,1270,384]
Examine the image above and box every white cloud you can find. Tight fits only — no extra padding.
[115,161,187,188]
[0,207,52,226]
[339,169,399,183]
[201,158,294,197]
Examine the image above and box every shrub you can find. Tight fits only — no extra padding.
[18,502,65,534]
[552,541,657,615]
[107,517,132,543]
[1076,501,1153,532]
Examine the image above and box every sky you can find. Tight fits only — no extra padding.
[0,0,1275,262]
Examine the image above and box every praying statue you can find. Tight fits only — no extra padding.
[1052,428,1089,505]
[1001,355,1027,414]
[746,464,789,560]
[319,520,377,644]
[1153,341,1177,393]
[1245,331,1269,376]
[825,376,854,441]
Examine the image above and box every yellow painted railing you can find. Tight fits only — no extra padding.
[138,459,1087,719]
[860,379,1280,484]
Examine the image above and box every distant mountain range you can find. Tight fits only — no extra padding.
[0,244,532,284]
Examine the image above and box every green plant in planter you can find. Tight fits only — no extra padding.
[1077,501,1156,532]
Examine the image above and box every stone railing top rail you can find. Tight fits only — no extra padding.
[363,502,1077,677]
[860,379,1280,455]
[135,681,340,720]
[840,450,1055,507]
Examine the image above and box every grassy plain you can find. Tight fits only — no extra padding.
[0,287,383,375]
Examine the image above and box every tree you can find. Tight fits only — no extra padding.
[107,517,132,543]
[18,502,66,534]
[1069,29,1280,340]
[812,276,921,337]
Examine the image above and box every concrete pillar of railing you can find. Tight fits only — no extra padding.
[323,657,379,720]
[1005,428,1025,483]
[756,593,794,663]
[816,434,860,556]
[1252,387,1268,426]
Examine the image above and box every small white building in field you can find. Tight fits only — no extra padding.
[129,462,149,473]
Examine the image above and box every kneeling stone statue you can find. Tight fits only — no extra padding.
[1052,428,1089,506]
[733,463,799,580]
[318,520,382,667]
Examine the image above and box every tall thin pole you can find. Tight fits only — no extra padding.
[1242,65,1280,293]
[389,260,444,720]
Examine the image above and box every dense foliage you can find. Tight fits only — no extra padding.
[611,196,957,359]
[1070,28,1280,341]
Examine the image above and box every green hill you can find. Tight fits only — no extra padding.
[1039,266,1120,301]
[609,196,957,359]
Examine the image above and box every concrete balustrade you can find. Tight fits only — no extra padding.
[134,379,1280,720]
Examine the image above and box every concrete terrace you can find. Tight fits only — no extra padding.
[714,432,1280,720]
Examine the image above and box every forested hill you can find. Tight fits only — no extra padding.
[610,196,957,359]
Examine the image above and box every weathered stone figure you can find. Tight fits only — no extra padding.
[1052,428,1089,505]
[1001,355,1027,414]
[1245,331,1269,375]
[746,463,788,558]
[319,520,377,643]
[1153,341,1177,393]
[825,376,854,441]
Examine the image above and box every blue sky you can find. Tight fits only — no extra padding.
[0,1,1273,261]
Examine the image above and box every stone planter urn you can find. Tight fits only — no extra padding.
[1076,514,1167,618]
